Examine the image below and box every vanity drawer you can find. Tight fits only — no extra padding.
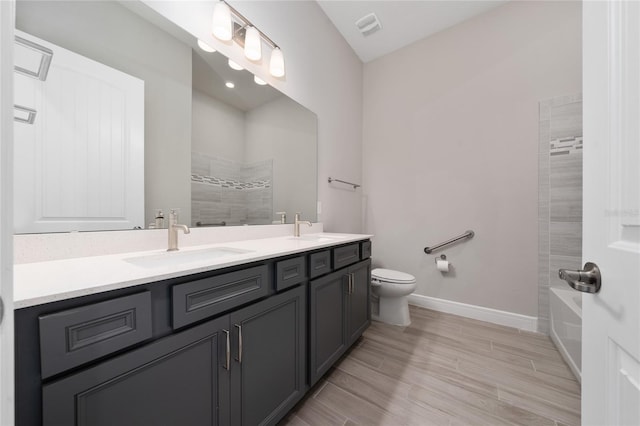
[38,291,152,379]
[361,241,372,259]
[172,265,269,329]
[275,256,307,291]
[333,243,361,270]
[309,250,331,279]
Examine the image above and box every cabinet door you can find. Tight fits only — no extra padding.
[346,259,372,346]
[309,270,347,386]
[229,285,306,426]
[42,315,230,426]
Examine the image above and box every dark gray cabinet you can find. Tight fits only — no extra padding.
[346,260,371,345]
[230,284,306,426]
[42,314,230,426]
[18,240,370,426]
[309,270,348,385]
[309,259,371,386]
[41,286,307,426]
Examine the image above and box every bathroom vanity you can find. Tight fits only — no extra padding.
[14,234,371,426]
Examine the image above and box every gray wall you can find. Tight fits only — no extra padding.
[192,90,245,163]
[245,96,318,223]
[362,1,582,317]
[538,94,583,332]
[16,0,192,228]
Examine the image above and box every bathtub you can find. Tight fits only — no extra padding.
[549,287,582,382]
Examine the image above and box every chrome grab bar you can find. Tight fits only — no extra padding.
[328,177,361,189]
[424,230,474,254]
[195,221,226,227]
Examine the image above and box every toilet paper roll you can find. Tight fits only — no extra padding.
[436,259,450,272]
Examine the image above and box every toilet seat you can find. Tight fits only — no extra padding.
[371,268,416,284]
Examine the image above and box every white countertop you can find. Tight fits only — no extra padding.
[14,233,371,309]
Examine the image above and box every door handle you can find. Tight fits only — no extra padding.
[350,273,355,294]
[234,324,243,363]
[558,262,602,293]
[223,329,230,370]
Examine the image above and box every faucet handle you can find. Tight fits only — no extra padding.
[276,211,286,224]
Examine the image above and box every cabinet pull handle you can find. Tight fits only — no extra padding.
[223,329,230,370]
[235,324,243,364]
[344,274,350,294]
[350,273,355,294]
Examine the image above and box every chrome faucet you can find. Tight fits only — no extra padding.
[167,209,190,251]
[293,212,312,237]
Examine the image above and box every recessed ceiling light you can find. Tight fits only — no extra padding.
[254,76,267,85]
[197,39,216,53]
[228,59,243,71]
[225,81,235,89]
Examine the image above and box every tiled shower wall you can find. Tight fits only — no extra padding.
[191,152,273,227]
[538,94,583,333]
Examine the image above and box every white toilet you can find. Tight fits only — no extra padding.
[371,268,417,326]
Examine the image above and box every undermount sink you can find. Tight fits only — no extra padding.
[288,234,347,243]
[124,247,254,268]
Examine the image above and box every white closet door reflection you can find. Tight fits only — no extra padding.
[14,30,144,233]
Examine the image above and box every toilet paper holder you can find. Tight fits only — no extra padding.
[435,254,447,264]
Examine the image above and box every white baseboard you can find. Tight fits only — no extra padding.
[550,323,582,383]
[408,294,538,332]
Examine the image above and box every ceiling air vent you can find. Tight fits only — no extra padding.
[355,13,382,37]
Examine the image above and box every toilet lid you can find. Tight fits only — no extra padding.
[371,268,416,284]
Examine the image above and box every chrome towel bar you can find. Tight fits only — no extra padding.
[424,230,474,254]
[328,177,361,189]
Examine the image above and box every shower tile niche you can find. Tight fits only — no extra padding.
[538,94,583,334]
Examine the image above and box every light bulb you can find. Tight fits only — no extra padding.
[228,59,244,71]
[212,1,232,41]
[197,39,216,53]
[225,81,235,89]
[254,75,267,85]
[244,26,262,61]
[269,47,285,78]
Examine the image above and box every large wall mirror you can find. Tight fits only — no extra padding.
[13,0,317,234]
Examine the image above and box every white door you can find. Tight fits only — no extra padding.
[14,30,144,233]
[581,1,640,424]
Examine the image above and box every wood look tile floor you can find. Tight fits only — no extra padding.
[282,305,581,426]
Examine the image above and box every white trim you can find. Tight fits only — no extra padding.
[0,0,16,423]
[408,294,539,332]
[549,323,582,384]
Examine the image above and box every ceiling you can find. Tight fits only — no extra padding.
[317,1,507,63]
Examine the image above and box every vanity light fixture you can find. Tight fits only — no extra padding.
[269,47,285,78]
[210,0,285,77]
[228,59,244,71]
[254,75,267,85]
[225,81,235,88]
[244,26,261,61]
[197,39,216,53]
[211,1,233,41]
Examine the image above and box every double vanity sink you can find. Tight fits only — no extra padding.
[14,232,372,426]
[124,234,347,269]
[14,233,358,308]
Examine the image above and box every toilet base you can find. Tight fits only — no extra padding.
[375,295,411,326]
